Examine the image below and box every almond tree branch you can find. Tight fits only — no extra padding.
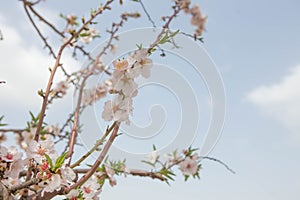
[66,15,129,163]
[70,121,117,168]
[9,178,39,193]
[33,0,114,142]
[74,168,165,181]
[148,4,181,51]
[66,122,120,192]
[26,2,65,37]
[0,128,25,134]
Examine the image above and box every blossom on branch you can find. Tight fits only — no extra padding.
[102,48,153,124]
[80,28,99,44]
[52,81,69,97]
[80,174,101,199]
[27,140,56,164]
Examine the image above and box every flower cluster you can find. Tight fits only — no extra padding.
[189,5,206,36]
[175,0,206,37]
[102,48,153,123]
[83,85,107,106]
[177,0,191,13]
[52,81,69,98]
[79,28,99,44]
[36,158,76,197]
[145,148,201,181]
[66,173,102,200]
[44,124,61,136]
[62,13,99,45]
[0,146,24,180]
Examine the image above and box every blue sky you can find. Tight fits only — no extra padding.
[1,0,300,199]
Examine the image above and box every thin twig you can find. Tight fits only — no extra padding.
[9,178,39,193]
[148,6,181,51]
[33,0,114,142]
[27,3,65,37]
[66,122,120,192]
[0,128,25,134]
[23,1,57,59]
[201,156,236,174]
[71,122,117,168]
[139,0,156,28]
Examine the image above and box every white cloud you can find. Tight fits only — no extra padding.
[247,65,300,136]
[0,14,79,109]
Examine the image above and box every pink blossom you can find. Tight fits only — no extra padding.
[27,140,56,164]
[102,94,132,122]
[179,157,198,176]
[5,159,27,179]
[66,189,80,200]
[41,174,62,197]
[80,175,101,199]
[0,146,22,162]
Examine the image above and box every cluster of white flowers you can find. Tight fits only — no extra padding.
[177,0,191,13]
[26,139,56,164]
[33,158,76,197]
[83,85,107,106]
[147,150,159,164]
[18,127,36,149]
[45,124,61,136]
[63,14,99,46]
[146,149,200,178]
[52,81,69,97]
[190,5,206,36]
[66,173,102,200]
[0,146,25,184]
[102,48,153,123]
[178,153,199,176]
[175,1,206,37]
[80,28,99,44]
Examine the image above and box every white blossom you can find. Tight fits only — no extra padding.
[179,157,198,176]
[130,57,152,78]
[83,85,107,106]
[102,94,132,122]
[66,189,80,200]
[113,59,130,71]
[41,174,62,197]
[45,124,60,136]
[147,150,159,164]
[5,159,27,179]
[0,146,22,162]
[102,48,152,124]
[112,72,138,96]
[80,175,101,199]
[190,5,206,36]
[53,81,69,96]
[19,127,36,149]
[105,164,117,187]
[80,28,98,44]
[60,159,76,186]
[27,140,56,164]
